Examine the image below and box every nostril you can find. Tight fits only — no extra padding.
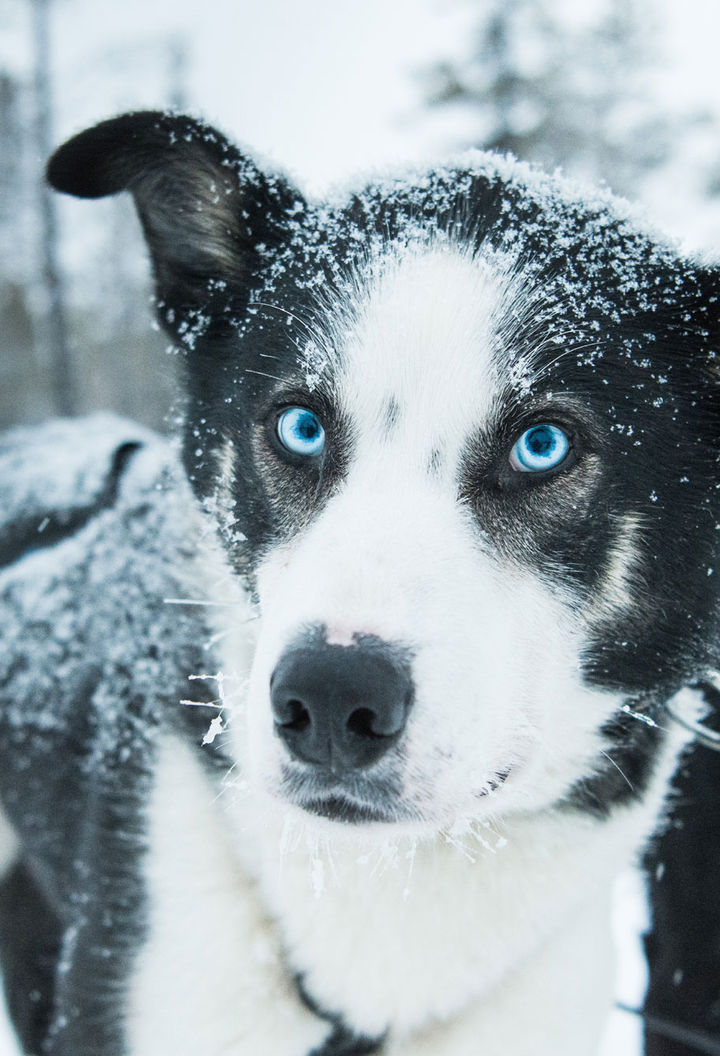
[276,698,311,732]
[270,633,415,774]
[347,707,385,740]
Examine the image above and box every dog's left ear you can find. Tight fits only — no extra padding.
[47,111,306,343]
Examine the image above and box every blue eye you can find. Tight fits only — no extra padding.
[510,424,571,473]
[277,406,325,457]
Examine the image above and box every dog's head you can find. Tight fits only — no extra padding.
[49,112,720,834]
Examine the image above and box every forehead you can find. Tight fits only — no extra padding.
[244,163,711,464]
[325,246,518,467]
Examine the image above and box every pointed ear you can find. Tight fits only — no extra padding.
[47,111,306,344]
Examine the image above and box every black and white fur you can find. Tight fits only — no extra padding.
[1,110,720,1055]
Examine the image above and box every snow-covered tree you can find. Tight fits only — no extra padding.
[423,0,695,198]
[0,1,190,430]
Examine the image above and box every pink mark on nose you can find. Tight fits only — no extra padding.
[324,624,381,647]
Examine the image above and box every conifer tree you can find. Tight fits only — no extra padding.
[424,0,678,197]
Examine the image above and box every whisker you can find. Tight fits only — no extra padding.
[244,368,285,383]
[215,765,248,805]
[518,339,605,388]
[163,604,259,616]
[163,597,254,609]
[252,300,326,348]
[203,628,235,650]
[221,760,240,785]
[441,828,478,862]
[599,749,634,792]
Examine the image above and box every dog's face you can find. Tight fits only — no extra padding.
[49,113,720,834]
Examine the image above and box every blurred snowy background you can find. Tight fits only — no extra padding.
[2,0,719,1052]
[2,0,720,435]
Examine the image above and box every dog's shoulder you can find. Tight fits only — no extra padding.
[0,415,222,834]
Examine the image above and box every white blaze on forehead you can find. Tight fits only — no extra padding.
[335,246,515,472]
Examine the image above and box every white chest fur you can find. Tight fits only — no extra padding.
[125,737,330,1056]
[127,729,687,1056]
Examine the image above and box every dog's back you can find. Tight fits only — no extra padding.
[0,416,221,1054]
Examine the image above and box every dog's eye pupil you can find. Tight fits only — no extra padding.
[277,407,325,457]
[510,424,570,473]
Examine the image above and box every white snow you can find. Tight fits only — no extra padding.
[599,869,651,1056]
[0,978,20,1056]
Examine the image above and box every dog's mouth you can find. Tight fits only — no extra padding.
[279,765,414,825]
[297,794,401,825]
[278,764,514,826]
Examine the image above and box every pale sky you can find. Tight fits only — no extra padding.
[51,0,477,191]
[3,0,720,250]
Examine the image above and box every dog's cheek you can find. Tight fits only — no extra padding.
[401,571,619,819]
[397,605,526,813]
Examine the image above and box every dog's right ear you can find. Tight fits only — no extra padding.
[47,111,306,345]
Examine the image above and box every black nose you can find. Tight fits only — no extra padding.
[270,636,414,775]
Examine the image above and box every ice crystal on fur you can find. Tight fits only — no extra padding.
[202,715,226,746]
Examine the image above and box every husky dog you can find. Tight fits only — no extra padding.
[0,111,719,1056]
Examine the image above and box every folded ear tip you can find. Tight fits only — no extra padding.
[46,111,174,198]
[46,141,110,198]
[45,110,307,336]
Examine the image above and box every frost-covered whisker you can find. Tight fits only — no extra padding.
[473,817,509,853]
[215,771,251,809]
[402,838,418,901]
[619,702,664,730]
[368,839,403,881]
[203,627,235,651]
[201,715,226,746]
[278,812,299,863]
[275,813,338,897]
[216,761,248,798]
[319,835,339,891]
[187,670,249,713]
[163,597,258,611]
[441,820,479,863]
[188,671,227,688]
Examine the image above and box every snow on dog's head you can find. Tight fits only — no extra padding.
[49,112,720,835]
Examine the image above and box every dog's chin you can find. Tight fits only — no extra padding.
[293,793,404,826]
[273,764,514,835]
[275,763,422,830]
